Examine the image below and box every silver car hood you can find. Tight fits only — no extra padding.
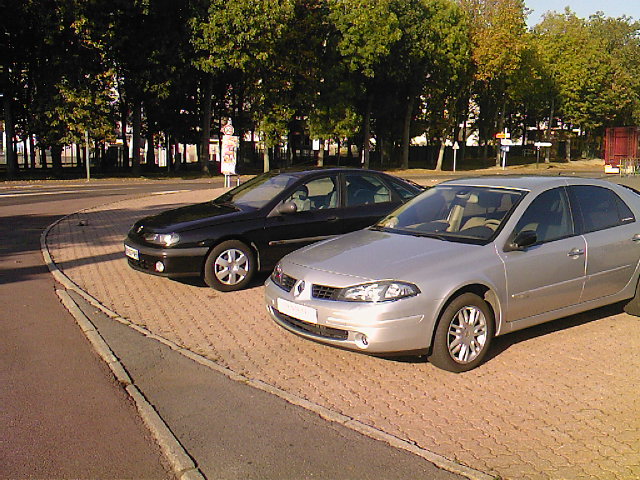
[286,229,485,283]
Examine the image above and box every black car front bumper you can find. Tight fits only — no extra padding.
[124,238,209,278]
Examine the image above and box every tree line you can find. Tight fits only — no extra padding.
[2,0,639,178]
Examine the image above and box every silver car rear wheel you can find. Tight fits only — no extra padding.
[429,292,494,372]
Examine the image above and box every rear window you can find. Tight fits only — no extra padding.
[570,185,635,233]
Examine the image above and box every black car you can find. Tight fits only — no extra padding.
[124,168,423,291]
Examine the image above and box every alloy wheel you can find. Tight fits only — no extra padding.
[447,305,488,364]
[214,248,249,285]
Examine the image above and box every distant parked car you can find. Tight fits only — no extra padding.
[266,176,640,372]
[124,168,422,291]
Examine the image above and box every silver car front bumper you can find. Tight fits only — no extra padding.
[264,278,438,354]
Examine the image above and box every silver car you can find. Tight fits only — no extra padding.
[265,176,640,372]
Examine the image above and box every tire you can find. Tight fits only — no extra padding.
[623,278,640,316]
[428,293,495,373]
[203,240,255,292]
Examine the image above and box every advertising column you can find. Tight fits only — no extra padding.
[221,121,239,187]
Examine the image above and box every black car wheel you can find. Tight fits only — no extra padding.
[428,293,495,372]
[204,240,255,291]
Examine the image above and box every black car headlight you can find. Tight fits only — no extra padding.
[143,232,180,247]
[336,281,420,303]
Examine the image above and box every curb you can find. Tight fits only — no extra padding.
[41,198,496,480]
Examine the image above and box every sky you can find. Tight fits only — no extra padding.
[525,1,640,26]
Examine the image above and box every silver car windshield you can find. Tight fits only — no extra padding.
[215,173,298,208]
[375,185,526,243]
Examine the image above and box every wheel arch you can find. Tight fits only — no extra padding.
[200,236,261,278]
[429,283,503,350]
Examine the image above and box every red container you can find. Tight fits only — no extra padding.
[604,127,640,173]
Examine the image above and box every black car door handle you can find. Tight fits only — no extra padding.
[567,248,585,257]
[326,216,339,222]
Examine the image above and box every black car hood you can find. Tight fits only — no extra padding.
[138,201,258,232]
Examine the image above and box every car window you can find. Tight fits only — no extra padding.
[346,174,392,206]
[376,185,524,243]
[285,176,338,212]
[387,178,419,201]
[216,173,298,208]
[513,187,573,244]
[569,185,635,233]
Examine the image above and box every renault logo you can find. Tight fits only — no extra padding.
[294,280,305,297]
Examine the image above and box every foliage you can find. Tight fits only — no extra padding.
[3,0,640,176]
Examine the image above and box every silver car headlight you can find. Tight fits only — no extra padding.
[143,232,180,247]
[336,281,420,303]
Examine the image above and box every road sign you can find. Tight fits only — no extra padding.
[452,141,460,150]
[500,139,513,146]
[496,132,511,139]
[534,141,552,147]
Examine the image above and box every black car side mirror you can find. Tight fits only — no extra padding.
[504,230,537,252]
[275,201,298,215]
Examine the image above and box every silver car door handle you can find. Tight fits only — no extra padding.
[568,248,585,257]
[632,234,640,242]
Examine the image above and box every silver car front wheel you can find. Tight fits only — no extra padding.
[447,305,488,363]
[429,293,494,372]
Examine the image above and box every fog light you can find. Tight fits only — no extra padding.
[155,261,165,273]
[354,333,369,349]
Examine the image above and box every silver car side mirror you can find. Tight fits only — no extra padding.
[504,230,537,252]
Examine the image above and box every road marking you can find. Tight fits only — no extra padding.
[150,190,190,195]
[0,188,190,198]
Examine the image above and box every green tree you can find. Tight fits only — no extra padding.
[193,0,296,172]
[461,0,528,165]
[534,10,640,156]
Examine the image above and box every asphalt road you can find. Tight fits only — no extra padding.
[0,178,463,479]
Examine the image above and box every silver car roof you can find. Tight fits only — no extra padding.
[439,175,616,193]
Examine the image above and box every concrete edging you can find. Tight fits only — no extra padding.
[41,197,496,480]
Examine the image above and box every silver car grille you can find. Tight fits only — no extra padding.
[311,284,339,300]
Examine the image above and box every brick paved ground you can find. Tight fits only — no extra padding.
[47,188,640,480]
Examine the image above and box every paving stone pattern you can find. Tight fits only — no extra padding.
[47,189,640,480]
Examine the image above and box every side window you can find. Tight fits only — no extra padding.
[570,185,635,233]
[388,178,419,201]
[345,174,392,207]
[513,187,573,244]
[286,176,337,212]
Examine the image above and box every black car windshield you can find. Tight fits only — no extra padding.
[214,173,299,208]
[375,185,525,243]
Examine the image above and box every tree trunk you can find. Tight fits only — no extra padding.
[120,100,129,169]
[401,92,417,170]
[131,99,142,175]
[495,97,506,167]
[51,144,63,177]
[435,140,446,171]
[23,138,29,169]
[263,144,270,173]
[166,133,173,171]
[76,143,83,168]
[40,148,47,169]
[362,97,373,169]
[317,140,324,167]
[3,85,18,179]
[546,99,555,163]
[29,135,36,169]
[199,74,213,174]
[146,132,155,166]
